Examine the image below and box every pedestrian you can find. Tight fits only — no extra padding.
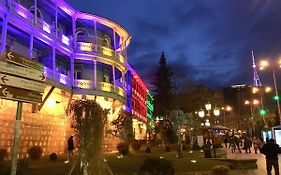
[252,137,260,154]
[224,136,228,148]
[234,136,241,153]
[260,138,281,175]
[243,137,252,153]
[65,135,74,164]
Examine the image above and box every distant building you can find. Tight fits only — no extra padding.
[222,84,277,130]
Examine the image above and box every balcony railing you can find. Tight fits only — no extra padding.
[76,36,125,64]
[73,79,125,98]
[44,67,71,86]
[10,1,71,47]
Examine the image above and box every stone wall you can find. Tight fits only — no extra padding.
[0,87,124,159]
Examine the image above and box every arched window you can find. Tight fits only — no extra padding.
[103,35,111,48]
[29,6,43,19]
[76,28,89,37]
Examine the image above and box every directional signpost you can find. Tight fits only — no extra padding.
[0,85,43,103]
[0,51,46,175]
[0,61,45,82]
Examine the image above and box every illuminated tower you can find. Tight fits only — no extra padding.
[252,50,262,87]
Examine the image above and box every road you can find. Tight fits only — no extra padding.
[225,146,281,175]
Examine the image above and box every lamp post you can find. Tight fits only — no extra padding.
[245,99,260,136]
[204,103,219,158]
[252,86,272,127]
[259,60,281,124]
[222,106,232,127]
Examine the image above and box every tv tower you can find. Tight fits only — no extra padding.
[252,50,262,87]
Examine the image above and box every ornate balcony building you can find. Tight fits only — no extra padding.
[0,0,153,158]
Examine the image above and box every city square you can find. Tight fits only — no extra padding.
[0,0,281,175]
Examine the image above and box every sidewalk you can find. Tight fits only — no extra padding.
[225,146,277,175]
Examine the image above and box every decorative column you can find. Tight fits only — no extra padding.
[29,35,33,58]
[34,0,37,26]
[94,20,97,52]
[70,56,74,87]
[113,28,116,50]
[72,16,76,50]
[55,5,58,39]
[0,17,7,53]
[52,47,56,79]
[94,60,97,89]
[122,72,125,89]
[112,66,116,91]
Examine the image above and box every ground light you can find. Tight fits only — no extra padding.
[191,160,197,163]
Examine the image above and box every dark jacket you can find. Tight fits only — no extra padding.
[67,136,74,151]
[260,142,281,160]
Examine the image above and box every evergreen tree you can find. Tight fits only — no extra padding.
[153,52,173,117]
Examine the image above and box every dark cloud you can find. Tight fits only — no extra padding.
[68,0,281,88]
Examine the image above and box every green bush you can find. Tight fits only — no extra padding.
[28,146,43,160]
[131,140,142,151]
[212,165,230,175]
[140,157,174,175]
[0,149,7,162]
[117,143,129,155]
[49,152,57,161]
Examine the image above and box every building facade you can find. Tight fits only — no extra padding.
[127,65,149,140]
[0,0,152,159]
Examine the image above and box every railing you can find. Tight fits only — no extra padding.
[73,79,125,98]
[76,36,125,64]
[10,1,71,47]
[44,67,71,86]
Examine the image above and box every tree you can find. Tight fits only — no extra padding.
[169,110,200,158]
[69,99,109,175]
[153,52,173,117]
[111,110,133,144]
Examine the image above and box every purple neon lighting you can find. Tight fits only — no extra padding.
[59,73,67,85]
[62,35,70,46]
[43,22,51,34]
[15,4,28,19]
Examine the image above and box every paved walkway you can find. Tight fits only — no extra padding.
[225,146,281,175]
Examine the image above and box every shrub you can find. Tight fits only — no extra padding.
[28,146,43,160]
[131,140,142,151]
[0,149,7,162]
[49,153,57,161]
[117,143,129,155]
[17,158,30,175]
[140,157,174,175]
[212,165,230,175]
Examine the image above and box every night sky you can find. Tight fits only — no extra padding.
[67,0,281,89]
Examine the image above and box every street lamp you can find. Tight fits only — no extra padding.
[245,99,260,135]
[259,60,281,124]
[222,106,232,127]
[198,110,205,118]
[205,103,212,111]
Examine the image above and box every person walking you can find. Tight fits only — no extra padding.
[65,135,74,164]
[252,137,260,154]
[224,136,228,148]
[234,136,241,153]
[244,137,252,153]
[260,138,281,175]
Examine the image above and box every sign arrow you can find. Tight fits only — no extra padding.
[1,75,8,84]
[6,51,14,60]
[1,88,9,97]
[39,73,45,81]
